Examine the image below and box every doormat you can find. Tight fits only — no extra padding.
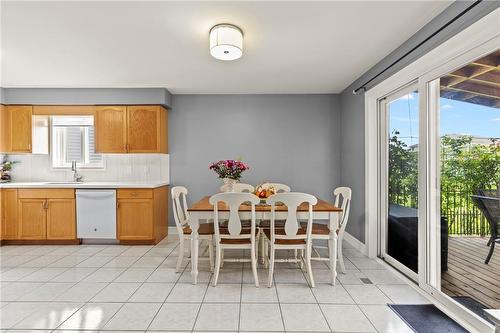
[389,304,469,333]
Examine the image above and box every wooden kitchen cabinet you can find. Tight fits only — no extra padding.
[117,186,168,244]
[18,199,47,240]
[127,106,162,153]
[95,105,167,154]
[1,188,76,242]
[95,106,127,153]
[46,199,76,240]
[117,199,154,240]
[1,189,19,240]
[0,105,33,153]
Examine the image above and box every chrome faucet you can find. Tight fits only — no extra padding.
[71,160,83,182]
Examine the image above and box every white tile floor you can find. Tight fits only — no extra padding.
[0,236,431,332]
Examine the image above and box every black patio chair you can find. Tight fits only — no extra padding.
[471,189,500,264]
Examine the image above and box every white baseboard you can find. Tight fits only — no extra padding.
[342,231,368,255]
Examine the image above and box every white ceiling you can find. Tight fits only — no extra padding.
[1,1,451,94]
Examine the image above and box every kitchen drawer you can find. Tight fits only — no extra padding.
[18,189,75,199]
[117,189,153,199]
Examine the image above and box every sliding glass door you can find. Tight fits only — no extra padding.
[371,13,498,329]
[377,47,498,331]
[379,84,420,281]
[427,49,500,321]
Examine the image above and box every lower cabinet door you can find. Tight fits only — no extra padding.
[2,189,19,240]
[117,199,153,240]
[18,199,47,240]
[46,199,76,240]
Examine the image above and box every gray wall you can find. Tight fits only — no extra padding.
[339,1,499,243]
[169,94,340,225]
[1,88,172,108]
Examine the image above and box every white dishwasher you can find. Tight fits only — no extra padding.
[76,189,116,239]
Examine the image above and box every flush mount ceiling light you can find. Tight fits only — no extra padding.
[209,24,243,61]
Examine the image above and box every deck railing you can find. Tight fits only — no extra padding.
[389,186,490,236]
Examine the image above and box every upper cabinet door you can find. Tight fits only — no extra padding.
[127,106,161,153]
[95,106,127,153]
[8,106,32,153]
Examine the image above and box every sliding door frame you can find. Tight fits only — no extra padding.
[378,82,420,282]
[364,8,500,333]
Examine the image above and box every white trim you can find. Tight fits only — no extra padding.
[365,9,499,333]
[342,231,367,255]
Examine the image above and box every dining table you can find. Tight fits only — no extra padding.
[187,195,343,284]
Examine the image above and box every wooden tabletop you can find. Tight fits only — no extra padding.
[188,196,342,212]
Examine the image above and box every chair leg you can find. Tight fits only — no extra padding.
[187,241,192,258]
[487,236,493,247]
[220,249,225,268]
[208,238,214,273]
[485,240,495,264]
[176,239,184,273]
[251,242,259,288]
[213,243,222,286]
[329,233,337,286]
[337,236,346,274]
[264,238,269,269]
[268,244,275,288]
[305,244,315,288]
[300,249,304,269]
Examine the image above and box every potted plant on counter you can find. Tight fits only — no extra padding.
[0,156,19,183]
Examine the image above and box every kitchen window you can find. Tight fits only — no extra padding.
[51,115,104,169]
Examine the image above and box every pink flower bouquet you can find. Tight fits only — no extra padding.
[209,159,249,180]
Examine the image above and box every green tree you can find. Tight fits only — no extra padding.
[388,131,418,208]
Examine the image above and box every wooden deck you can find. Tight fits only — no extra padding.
[442,236,500,309]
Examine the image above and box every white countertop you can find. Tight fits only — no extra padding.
[0,181,169,189]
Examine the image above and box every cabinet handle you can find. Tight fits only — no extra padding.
[44,200,49,209]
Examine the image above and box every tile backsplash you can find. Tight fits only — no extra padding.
[1,153,169,183]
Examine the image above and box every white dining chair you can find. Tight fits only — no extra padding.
[218,183,255,267]
[171,186,214,273]
[220,183,255,193]
[303,187,352,275]
[258,183,291,261]
[262,192,318,288]
[209,192,260,287]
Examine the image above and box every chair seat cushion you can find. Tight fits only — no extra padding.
[183,223,214,235]
[300,222,338,235]
[220,238,252,244]
[262,227,306,245]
